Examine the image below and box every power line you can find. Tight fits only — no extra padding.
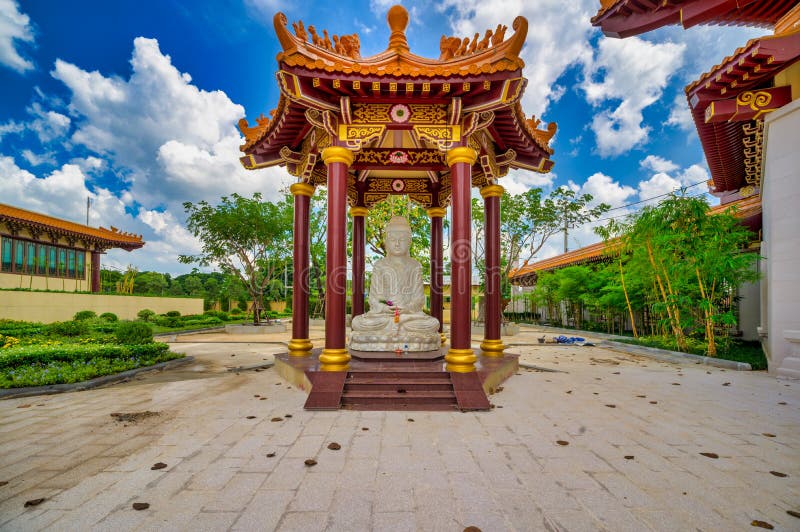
[591,189,710,225]
[602,180,707,213]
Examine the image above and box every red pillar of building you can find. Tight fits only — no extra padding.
[350,206,368,318]
[91,251,101,293]
[288,182,315,357]
[319,146,353,371]
[480,184,505,357]
[427,207,446,345]
[444,146,478,372]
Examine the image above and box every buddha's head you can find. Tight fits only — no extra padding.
[385,216,412,257]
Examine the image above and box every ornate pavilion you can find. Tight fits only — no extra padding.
[0,203,144,292]
[588,0,800,376]
[239,5,555,380]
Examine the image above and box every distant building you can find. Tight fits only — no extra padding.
[0,203,144,293]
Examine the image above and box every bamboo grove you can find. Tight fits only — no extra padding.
[517,195,759,357]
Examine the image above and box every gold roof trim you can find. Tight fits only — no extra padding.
[273,5,528,78]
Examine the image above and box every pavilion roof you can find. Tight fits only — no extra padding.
[238,5,556,189]
[508,195,762,285]
[686,30,800,195]
[0,203,145,252]
[592,0,798,38]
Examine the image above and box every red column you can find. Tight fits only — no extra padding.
[91,251,101,293]
[480,184,505,357]
[319,146,353,371]
[288,182,314,357]
[445,146,478,372]
[350,206,368,318]
[427,207,446,345]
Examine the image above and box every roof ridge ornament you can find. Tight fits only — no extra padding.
[387,5,410,52]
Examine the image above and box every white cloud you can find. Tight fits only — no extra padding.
[637,160,709,200]
[583,36,685,156]
[665,93,694,131]
[440,0,596,118]
[27,102,71,143]
[0,119,25,140]
[370,0,397,16]
[640,154,678,173]
[0,0,34,73]
[50,37,290,208]
[21,149,56,167]
[502,168,555,195]
[577,172,635,209]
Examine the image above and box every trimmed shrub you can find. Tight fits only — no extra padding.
[115,321,154,344]
[203,310,229,321]
[154,316,180,328]
[165,310,181,317]
[0,319,44,337]
[48,320,90,337]
[229,307,243,316]
[137,309,156,322]
[73,310,97,321]
[99,312,118,322]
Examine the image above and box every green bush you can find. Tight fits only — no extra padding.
[154,316,180,328]
[115,321,154,344]
[48,320,90,337]
[229,307,243,316]
[165,310,181,317]
[0,319,45,337]
[0,343,178,388]
[73,310,97,321]
[203,310,229,321]
[99,312,118,322]
[137,309,156,322]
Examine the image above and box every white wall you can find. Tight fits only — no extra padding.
[761,98,800,377]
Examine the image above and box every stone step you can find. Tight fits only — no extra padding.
[347,371,450,380]
[344,382,454,392]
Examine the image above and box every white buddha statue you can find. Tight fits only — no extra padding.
[350,216,441,352]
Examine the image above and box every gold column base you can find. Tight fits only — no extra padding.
[480,338,505,357]
[440,333,447,346]
[319,348,350,372]
[445,348,476,373]
[287,338,313,357]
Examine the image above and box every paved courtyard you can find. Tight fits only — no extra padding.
[1,325,799,531]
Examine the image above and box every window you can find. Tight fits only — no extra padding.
[48,247,57,275]
[1,238,11,272]
[0,235,87,279]
[26,242,36,273]
[67,249,76,278]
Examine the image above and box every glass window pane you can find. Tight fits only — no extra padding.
[58,249,66,277]
[48,247,57,275]
[14,241,24,272]
[37,245,47,274]
[26,242,35,272]
[67,249,76,278]
[1,239,11,272]
[76,252,85,279]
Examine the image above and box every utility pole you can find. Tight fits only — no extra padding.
[563,205,568,253]
[86,197,91,225]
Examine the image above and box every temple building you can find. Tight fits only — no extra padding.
[575,0,799,376]
[239,5,555,376]
[0,203,144,293]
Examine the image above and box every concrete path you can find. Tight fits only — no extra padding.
[1,326,798,531]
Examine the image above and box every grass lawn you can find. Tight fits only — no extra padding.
[615,336,767,370]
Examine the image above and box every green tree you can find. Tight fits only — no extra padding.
[180,193,292,325]
[365,196,432,273]
[134,271,168,295]
[473,187,610,298]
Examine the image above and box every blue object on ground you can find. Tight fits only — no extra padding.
[554,335,585,344]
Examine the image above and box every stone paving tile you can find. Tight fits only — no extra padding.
[1,327,798,531]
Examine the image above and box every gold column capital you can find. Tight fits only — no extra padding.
[321,146,354,166]
[480,184,505,199]
[446,146,478,167]
[349,206,369,217]
[426,207,446,218]
[290,182,315,197]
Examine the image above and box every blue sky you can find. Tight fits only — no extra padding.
[0,0,763,273]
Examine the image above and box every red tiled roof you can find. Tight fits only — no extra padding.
[0,203,144,251]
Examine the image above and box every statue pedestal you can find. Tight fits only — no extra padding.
[349,332,441,353]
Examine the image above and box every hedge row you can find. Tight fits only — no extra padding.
[0,342,170,369]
